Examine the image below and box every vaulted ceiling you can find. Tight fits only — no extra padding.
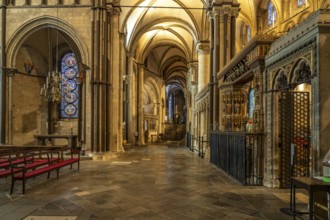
[119,0,210,91]
[117,0,284,89]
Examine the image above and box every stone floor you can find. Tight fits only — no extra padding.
[0,144,309,220]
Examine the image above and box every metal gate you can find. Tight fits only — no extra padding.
[280,91,310,188]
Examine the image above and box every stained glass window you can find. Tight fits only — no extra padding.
[247,26,251,42]
[60,53,79,118]
[298,0,306,7]
[268,1,277,26]
[248,89,255,119]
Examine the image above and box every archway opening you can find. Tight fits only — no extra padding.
[164,83,186,141]
[11,27,81,145]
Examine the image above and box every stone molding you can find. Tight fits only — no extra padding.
[6,15,89,68]
[266,9,329,58]
[266,43,315,91]
[217,34,276,86]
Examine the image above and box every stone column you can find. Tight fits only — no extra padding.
[138,64,145,145]
[230,15,236,58]
[196,42,210,92]
[213,4,239,67]
[192,85,198,146]
[109,5,123,152]
[127,55,137,144]
[90,1,109,152]
[187,63,198,135]
[159,83,166,134]
[219,12,225,69]
[212,9,221,131]
[208,10,214,133]
[119,33,126,144]
[0,1,6,143]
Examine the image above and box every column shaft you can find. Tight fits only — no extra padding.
[127,56,137,144]
[209,13,214,133]
[197,43,210,92]
[0,2,6,143]
[138,65,145,145]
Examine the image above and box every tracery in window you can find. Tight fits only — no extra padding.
[268,1,277,26]
[60,52,79,118]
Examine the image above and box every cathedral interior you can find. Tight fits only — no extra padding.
[0,0,330,219]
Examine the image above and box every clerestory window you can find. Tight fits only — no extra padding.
[268,1,277,27]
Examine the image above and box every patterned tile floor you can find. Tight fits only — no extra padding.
[0,144,309,220]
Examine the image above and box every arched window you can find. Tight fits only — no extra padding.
[268,1,277,26]
[247,89,255,119]
[247,25,251,42]
[298,0,306,7]
[60,52,79,118]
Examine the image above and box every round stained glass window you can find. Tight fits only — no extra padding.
[64,68,77,79]
[65,80,77,91]
[64,104,77,116]
[60,52,79,118]
[64,92,77,103]
[65,55,77,67]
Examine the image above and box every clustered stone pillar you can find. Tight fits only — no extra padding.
[109,4,123,152]
[138,64,145,145]
[90,2,107,152]
[90,1,122,153]
[210,1,239,131]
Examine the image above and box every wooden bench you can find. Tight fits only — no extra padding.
[0,150,35,179]
[10,149,80,194]
[0,150,59,179]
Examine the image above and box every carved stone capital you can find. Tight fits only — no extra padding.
[196,42,210,54]
[187,62,198,70]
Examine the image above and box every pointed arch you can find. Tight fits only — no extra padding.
[6,16,89,68]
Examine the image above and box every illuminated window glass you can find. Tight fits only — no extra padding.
[298,0,306,7]
[268,1,277,26]
[60,53,79,118]
[247,26,251,42]
[248,89,255,119]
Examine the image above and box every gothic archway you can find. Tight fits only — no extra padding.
[5,16,89,145]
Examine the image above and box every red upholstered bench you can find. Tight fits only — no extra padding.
[11,149,80,194]
[0,151,36,179]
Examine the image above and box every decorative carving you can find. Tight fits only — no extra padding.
[274,71,289,90]
[224,58,249,82]
[221,90,246,131]
[291,60,311,84]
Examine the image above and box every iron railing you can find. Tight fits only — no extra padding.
[186,132,208,159]
[210,131,264,185]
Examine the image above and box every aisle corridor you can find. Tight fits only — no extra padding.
[0,145,307,219]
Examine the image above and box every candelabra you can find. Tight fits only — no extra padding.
[40,71,62,104]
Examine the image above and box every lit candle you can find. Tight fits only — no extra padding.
[40,88,43,96]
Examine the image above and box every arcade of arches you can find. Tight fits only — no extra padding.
[0,0,330,191]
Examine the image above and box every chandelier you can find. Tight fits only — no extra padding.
[40,71,62,104]
[40,8,62,104]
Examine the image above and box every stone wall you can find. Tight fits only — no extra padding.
[11,74,45,145]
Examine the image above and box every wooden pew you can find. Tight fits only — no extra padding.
[10,149,80,194]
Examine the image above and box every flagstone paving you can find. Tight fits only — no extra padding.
[0,144,308,219]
